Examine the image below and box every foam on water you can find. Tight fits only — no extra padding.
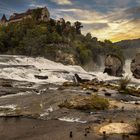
[0,104,17,111]
[0,55,92,84]
[58,117,87,123]
[0,55,139,86]
[0,91,32,99]
[40,106,53,117]
[91,59,140,86]
[0,104,17,116]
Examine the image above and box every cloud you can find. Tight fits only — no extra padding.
[55,8,107,23]
[51,5,140,41]
[51,0,72,5]
[84,23,109,30]
[110,19,140,41]
[136,0,140,4]
[0,0,139,41]
[29,3,45,8]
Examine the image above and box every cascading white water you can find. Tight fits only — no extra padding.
[123,60,140,86]
[0,55,139,86]
[91,59,140,87]
[0,55,93,84]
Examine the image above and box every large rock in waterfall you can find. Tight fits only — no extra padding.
[131,53,140,79]
[104,54,123,77]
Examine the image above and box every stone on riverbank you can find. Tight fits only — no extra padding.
[99,123,137,134]
[104,54,124,77]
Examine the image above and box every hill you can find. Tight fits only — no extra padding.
[0,7,123,69]
[115,38,140,49]
[115,38,140,58]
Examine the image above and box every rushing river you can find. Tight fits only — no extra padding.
[0,55,139,86]
[0,55,139,140]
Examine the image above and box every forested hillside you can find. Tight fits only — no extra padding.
[0,16,123,67]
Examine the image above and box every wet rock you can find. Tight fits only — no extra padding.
[104,93,111,97]
[104,54,124,77]
[93,119,102,124]
[135,101,140,105]
[63,82,76,87]
[131,53,140,79]
[89,86,98,92]
[34,75,48,80]
[90,78,100,84]
[85,92,92,95]
[0,80,13,87]
[74,74,90,84]
[83,85,98,92]
[56,50,77,65]
[69,131,73,138]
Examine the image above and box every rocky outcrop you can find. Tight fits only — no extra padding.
[104,54,123,77]
[56,50,77,65]
[131,53,140,79]
[73,74,90,84]
[59,95,109,110]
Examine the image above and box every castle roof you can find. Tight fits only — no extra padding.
[9,7,48,21]
[1,14,7,22]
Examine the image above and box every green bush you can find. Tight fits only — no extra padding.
[89,95,109,110]
[59,95,109,111]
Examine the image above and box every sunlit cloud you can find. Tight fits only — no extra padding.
[29,3,45,8]
[51,0,72,5]
[51,5,140,42]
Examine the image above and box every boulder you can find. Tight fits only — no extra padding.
[74,74,90,84]
[56,50,77,65]
[104,54,123,77]
[131,53,140,79]
[34,75,48,80]
[0,80,12,87]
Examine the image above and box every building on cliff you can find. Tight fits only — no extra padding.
[0,7,50,25]
[0,14,8,25]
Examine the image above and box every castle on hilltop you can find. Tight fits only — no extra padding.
[0,7,50,25]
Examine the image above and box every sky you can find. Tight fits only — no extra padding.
[0,0,140,42]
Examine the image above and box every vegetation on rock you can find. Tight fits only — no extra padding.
[0,17,123,66]
[59,95,109,110]
[119,76,131,90]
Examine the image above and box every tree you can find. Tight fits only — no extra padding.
[0,41,5,53]
[85,33,92,41]
[74,21,83,34]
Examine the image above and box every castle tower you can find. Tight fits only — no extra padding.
[41,7,50,22]
[0,14,7,25]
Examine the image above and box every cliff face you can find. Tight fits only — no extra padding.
[44,43,78,65]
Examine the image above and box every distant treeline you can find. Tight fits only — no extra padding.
[115,38,140,49]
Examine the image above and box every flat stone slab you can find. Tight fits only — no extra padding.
[99,123,137,134]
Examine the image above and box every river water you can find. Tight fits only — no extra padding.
[0,55,139,140]
[0,55,139,86]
